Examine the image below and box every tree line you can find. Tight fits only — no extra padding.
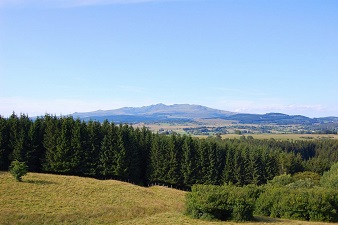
[1,113,338,188]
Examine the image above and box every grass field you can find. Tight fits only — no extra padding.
[134,122,338,141]
[221,133,338,140]
[0,172,333,225]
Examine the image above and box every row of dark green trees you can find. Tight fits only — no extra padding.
[1,113,338,187]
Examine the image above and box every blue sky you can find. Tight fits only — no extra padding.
[1,0,337,118]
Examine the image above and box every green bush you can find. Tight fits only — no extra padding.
[320,162,338,189]
[9,160,28,182]
[293,171,321,185]
[255,186,338,222]
[267,174,294,186]
[186,184,257,221]
[287,178,315,189]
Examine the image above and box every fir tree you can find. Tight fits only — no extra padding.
[85,120,103,176]
[0,116,10,170]
[181,135,197,186]
[27,117,45,172]
[222,146,235,185]
[166,134,181,185]
[42,115,60,172]
[98,120,116,177]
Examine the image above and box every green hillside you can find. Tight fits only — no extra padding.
[0,172,333,225]
[0,172,185,225]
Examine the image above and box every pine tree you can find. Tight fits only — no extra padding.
[114,124,129,180]
[136,126,152,185]
[166,134,181,185]
[85,120,103,176]
[27,117,45,172]
[197,140,209,184]
[53,116,73,173]
[125,125,142,183]
[42,115,60,172]
[249,148,265,185]
[241,146,252,185]
[8,113,31,163]
[148,133,159,183]
[222,145,235,185]
[0,116,10,170]
[98,120,116,177]
[181,135,197,186]
[69,118,85,174]
[262,149,279,182]
[233,146,245,186]
[206,141,218,185]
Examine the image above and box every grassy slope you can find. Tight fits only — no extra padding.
[0,172,332,225]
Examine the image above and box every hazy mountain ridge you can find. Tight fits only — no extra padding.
[73,104,234,119]
[72,103,338,125]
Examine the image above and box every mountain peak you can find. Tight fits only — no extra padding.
[72,103,234,121]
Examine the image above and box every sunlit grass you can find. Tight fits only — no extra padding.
[0,172,185,225]
[0,172,333,225]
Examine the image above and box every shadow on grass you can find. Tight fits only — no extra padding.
[254,216,285,223]
[25,179,56,185]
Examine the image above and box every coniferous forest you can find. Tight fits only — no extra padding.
[1,113,338,188]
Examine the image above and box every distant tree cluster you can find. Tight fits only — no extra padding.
[1,113,338,187]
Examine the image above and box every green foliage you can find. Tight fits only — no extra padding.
[255,186,338,222]
[268,174,294,186]
[181,135,197,186]
[186,184,256,222]
[9,160,28,182]
[0,116,10,170]
[268,172,319,189]
[293,171,321,185]
[320,162,338,189]
[287,178,315,189]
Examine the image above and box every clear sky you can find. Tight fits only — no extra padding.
[1,0,337,118]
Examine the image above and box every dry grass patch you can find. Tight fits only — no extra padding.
[0,172,185,225]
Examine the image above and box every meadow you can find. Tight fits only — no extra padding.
[221,133,338,141]
[135,121,338,141]
[0,172,334,225]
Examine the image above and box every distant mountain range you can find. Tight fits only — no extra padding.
[72,103,338,125]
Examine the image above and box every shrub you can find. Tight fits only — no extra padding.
[320,162,338,189]
[9,160,28,182]
[255,186,338,222]
[186,184,256,222]
[293,171,321,185]
[287,178,315,189]
[267,174,293,186]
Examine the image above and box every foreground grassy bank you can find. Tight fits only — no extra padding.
[0,172,333,225]
[0,172,185,225]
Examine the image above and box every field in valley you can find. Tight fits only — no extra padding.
[0,172,334,225]
[135,122,338,140]
[221,133,338,140]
